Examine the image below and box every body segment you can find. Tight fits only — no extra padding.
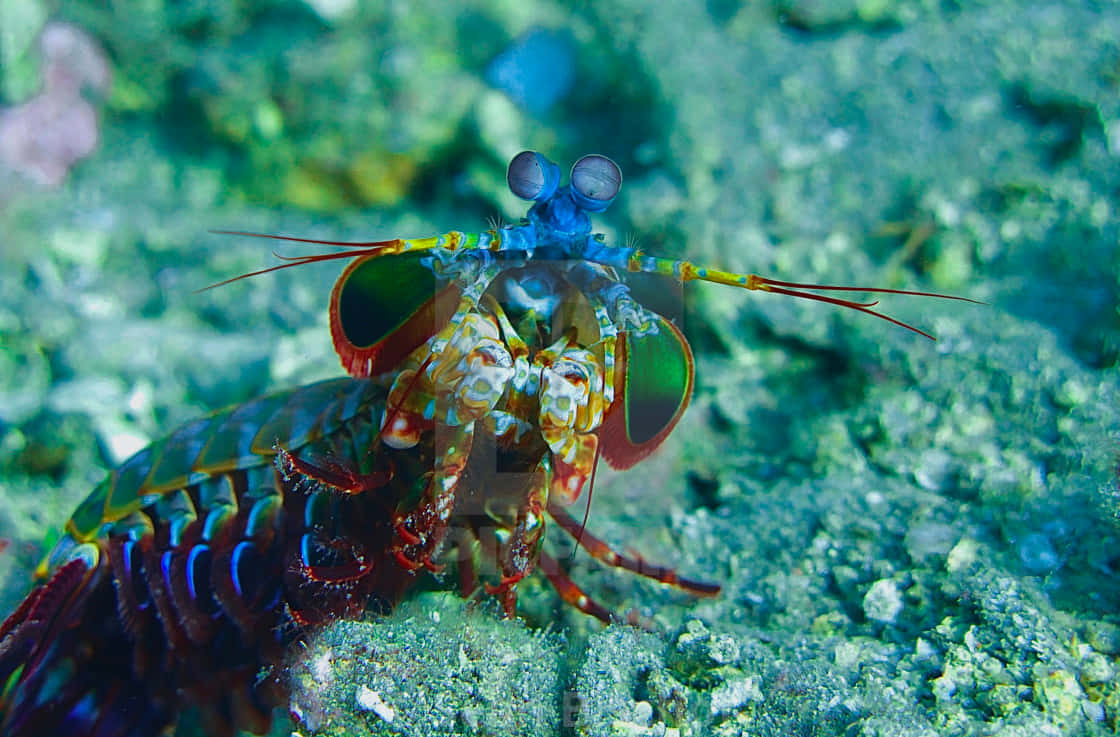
[1,379,401,736]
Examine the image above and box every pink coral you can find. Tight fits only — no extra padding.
[0,22,110,187]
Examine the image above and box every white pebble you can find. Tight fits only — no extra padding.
[863,579,903,624]
[310,649,333,683]
[356,685,395,723]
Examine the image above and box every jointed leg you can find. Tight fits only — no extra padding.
[537,551,612,623]
[391,423,473,574]
[547,500,720,596]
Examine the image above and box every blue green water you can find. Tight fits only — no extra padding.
[0,1,1118,735]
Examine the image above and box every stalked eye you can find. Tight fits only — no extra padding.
[569,154,621,212]
[507,150,560,202]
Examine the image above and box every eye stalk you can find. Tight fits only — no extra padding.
[569,154,621,212]
[507,150,561,202]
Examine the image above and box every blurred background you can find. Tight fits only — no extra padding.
[1,1,1119,735]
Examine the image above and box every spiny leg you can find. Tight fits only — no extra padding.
[278,449,392,496]
[547,500,720,596]
[483,463,551,617]
[391,423,473,574]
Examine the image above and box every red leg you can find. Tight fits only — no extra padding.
[537,552,613,623]
[547,500,721,596]
[297,538,375,585]
[279,449,392,495]
[482,474,551,617]
[390,424,471,574]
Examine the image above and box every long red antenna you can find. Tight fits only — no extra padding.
[196,231,397,292]
[739,276,984,341]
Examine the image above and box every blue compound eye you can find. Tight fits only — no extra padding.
[569,154,621,212]
[507,151,560,202]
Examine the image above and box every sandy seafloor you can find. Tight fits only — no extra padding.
[1,1,1118,735]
